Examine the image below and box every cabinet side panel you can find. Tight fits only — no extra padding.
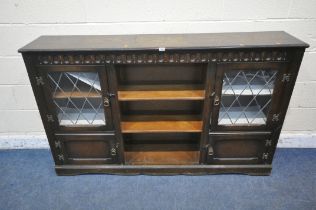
[21,53,61,164]
[268,48,306,164]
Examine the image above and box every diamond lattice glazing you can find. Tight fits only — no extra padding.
[47,72,106,126]
[218,70,277,125]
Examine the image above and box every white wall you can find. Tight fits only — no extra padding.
[0,0,316,138]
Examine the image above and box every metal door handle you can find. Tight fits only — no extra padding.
[104,97,110,107]
[214,95,220,106]
[208,145,214,156]
[107,93,115,98]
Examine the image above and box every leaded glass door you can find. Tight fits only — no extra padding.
[211,62,287,131]
[39,65,113,131]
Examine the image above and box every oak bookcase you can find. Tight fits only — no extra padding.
[19,32,308,175]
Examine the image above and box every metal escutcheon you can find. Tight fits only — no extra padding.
[104,97,110,107]
[214,95,220,106]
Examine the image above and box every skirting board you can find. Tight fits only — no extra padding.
[0,133,315,149]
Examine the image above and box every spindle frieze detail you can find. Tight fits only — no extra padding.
[38,51,287,65]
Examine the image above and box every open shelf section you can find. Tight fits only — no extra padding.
[119,84,204,91]
[125,150,200,165]
[52,91,101,99]
[122,114,201,122]
[121,121,203,133]
[118,90,205,101]
[123,133,200,165]
[124,133,200,146]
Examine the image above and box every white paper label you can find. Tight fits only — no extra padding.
[158,47,166,52]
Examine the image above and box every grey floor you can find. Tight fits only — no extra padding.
[0,148,315,210]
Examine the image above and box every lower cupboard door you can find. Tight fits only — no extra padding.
[55,134,119,164]
[207,133,270,164]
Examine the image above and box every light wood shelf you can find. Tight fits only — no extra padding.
[122,114,201,122]
[53,91,101,99]
[118,90,205,101]
[119,84,204,91]
[121,121,203,133]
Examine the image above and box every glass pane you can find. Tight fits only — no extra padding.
[47,72,106,126]
[218,69,277,125]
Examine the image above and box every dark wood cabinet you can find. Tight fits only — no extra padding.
[55,133,118,165]
[19,31,308,175]
[207,132,271,164]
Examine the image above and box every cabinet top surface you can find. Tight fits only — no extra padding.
[18,31,309,53]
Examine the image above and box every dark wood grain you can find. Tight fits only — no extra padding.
[106,64,125,163]
[55,164,272,176]
[19,31,308,52]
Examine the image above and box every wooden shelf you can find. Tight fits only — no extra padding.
[121,121,203,133]
[118,90,205,101]
[122,114,201,122]
[119,84,204,91]
[125,150,200,165]
[53,91,101,99]
[222,85,273,96]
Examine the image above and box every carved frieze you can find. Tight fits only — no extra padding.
[38,51,287,65]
